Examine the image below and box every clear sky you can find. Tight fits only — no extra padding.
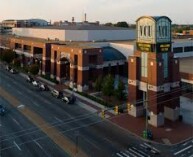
[0,0,193,24]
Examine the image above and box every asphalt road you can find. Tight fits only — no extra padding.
[0,64,192,157]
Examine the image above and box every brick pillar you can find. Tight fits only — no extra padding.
[128,56,144,117]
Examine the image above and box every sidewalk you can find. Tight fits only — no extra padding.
[27,75,193,145]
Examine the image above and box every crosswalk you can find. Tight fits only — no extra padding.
[172,139,193,157]
[114,143,160,157]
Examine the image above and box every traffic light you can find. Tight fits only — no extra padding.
[101,109,105,118]
[114,106,119,115]
[127,104,131,113]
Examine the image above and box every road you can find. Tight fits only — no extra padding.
[0,64,192,157]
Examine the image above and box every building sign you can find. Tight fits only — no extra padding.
[137,43,155,52]
[156,44,171,53]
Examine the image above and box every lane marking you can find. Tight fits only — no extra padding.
[54,117,63,123]
[17,104,25,109]
[13,141,22,151]
[33,102,40,107]
[174,145,193,156]
[33,140,43,149]
[17,91,23,95]
[143,143,160,153]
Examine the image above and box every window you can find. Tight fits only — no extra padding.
[173,47,183,53]
[162,53,168,78]
[184,46,193,52]
[141,52,148,77]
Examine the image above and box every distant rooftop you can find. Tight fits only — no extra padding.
[19,25,132,30]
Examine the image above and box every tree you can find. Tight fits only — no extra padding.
[115,79,126,100]
[29,64,39,75]
[104,22,113,27]
[94,75,103,91]
[13,58,21,67]
[0,49,15,63]
[102,74,114,97]
[114,21,129,28]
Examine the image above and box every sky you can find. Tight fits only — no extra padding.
[0,0,193,24]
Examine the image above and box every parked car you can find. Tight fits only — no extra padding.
[39,83,49,91]
[0,105,6,116]
[10,68,17,74]
[32,80,40,87]
[26,75,34,83]
[51,89,63,98]
[5,65,11,71]
[62,95,76,104]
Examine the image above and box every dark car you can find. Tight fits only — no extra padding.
[51,89,63,98]
[26,75,34,83]
[39,83,49,91]
[0,105,6,116]
[62,95,76,104]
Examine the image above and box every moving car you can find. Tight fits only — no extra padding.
[62,95,76,104]
[39,83,49,91]
[0,105,6,116]
[51,89,63,98]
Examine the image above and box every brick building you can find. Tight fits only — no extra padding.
[128,16,181,127]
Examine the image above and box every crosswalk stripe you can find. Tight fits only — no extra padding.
[129,148,145,157]
[116,152,126,157]
[120,151,130,157]
[125,150,137,157]
[132,147,150,157]
[143,143,160,153]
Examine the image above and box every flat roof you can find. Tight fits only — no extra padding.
[17,25,133,30]
[180,57,193,74]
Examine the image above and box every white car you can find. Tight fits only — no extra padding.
[32,80,39,87]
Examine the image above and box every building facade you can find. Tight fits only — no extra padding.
[128,16,181,127]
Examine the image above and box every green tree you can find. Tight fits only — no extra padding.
[94,75,103,91]
[114,21,129,28]
[13,58,21,67]
[104,22,113,27]
[29,64,39,75]
[115,79,126,100]
[102,74,114,97]
[0,49,15,63]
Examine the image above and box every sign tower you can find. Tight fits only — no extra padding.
[128,16,181,127]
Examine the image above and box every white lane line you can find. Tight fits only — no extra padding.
[33,140,43,149]
[17,104,25,109]
[174,145,193,156]
[13,141,22,151]
[17,91,23,95]
[54,117,63,123]
[129,148,144,157]
[12,117,22,128]
[116,153,126,157]
[33,102,40,107]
